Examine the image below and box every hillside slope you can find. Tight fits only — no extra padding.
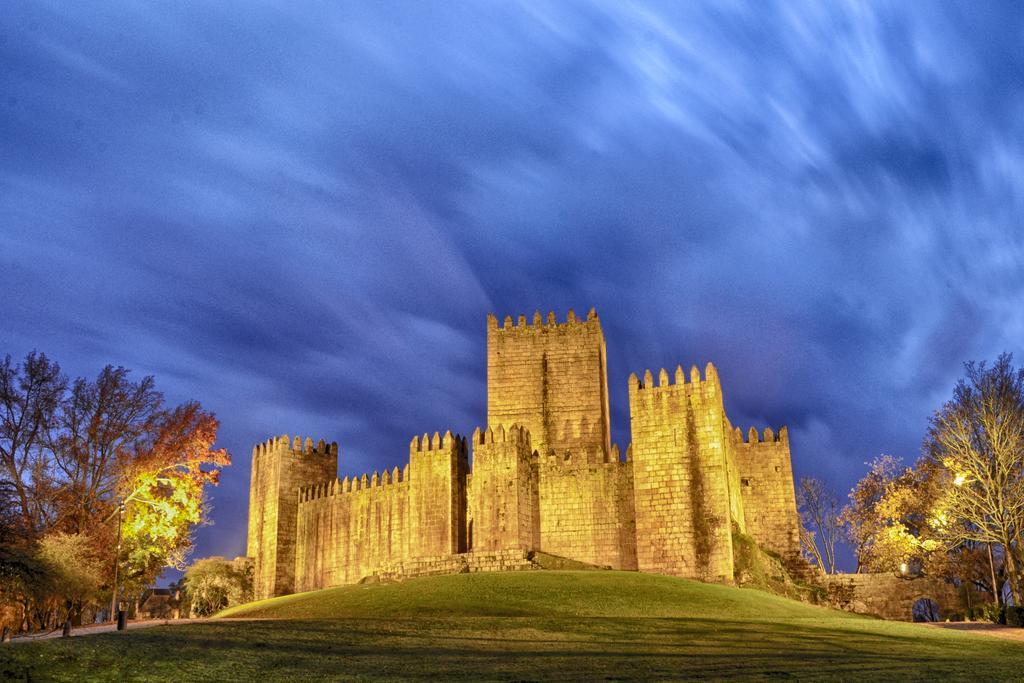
[217,569,851,621]
[7,571,1024,681]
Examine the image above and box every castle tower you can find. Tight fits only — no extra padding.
[733,426,800,558]
[468,424,539,552]
[407,431,469,557]
[247,435,338,600]
[487,309,611,457]
[627,364,741,582]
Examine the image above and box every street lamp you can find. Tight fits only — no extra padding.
[109,498,126,625]
[103,465,193,628]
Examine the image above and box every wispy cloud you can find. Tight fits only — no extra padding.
[1,0,1022,563]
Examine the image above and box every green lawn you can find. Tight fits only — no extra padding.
[4,571,1021,681]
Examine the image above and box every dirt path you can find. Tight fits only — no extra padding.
[6,618,216,644]
[925,621,1024,643]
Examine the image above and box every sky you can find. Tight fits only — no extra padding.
[2,1,1023,572]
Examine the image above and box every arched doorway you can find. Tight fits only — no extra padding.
[912,597,940,622]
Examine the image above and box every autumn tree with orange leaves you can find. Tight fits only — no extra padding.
[0,352,228,631]
[116,401,229,591]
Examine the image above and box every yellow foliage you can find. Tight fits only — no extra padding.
[115,406,229,585]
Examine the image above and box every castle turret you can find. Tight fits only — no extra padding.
[408,431,469,557]
[627,363,740,583]
[733,426,800,558]
[468,425,538,552]
[247,435,338,600]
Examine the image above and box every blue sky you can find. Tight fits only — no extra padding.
[2,1,1022,570]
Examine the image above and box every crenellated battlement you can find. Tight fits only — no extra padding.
[409,430,466,454]
[298,463,407,504]
[472,423,532,447]
[539,442,625,467]
[733,425,789,445]
[252,434,338,458]
[251,435,290,459]
[487,307,600,333]
[628,362,720,394]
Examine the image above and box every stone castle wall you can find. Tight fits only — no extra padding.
[292,432,468,594]
[249,309,801,600]
[823,573,975,621]
[536,452,637,570]
[408,432,469,558]
[295,467,409,591]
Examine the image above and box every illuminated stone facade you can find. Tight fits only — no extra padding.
[247,309,800,599]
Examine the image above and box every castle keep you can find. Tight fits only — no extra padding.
[247,309,800,599]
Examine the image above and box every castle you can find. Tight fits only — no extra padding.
[247,309,800,600]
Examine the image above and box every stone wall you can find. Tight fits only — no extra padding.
[734,426,801,558]
[247,435,338,600]
[372,549,538,582]
[292,422,639,590]
[628,364,741,582]
[293,431,469,593]
[536,452,637,570]
[487,309,611,457]
[294,467,409,592]
[823,573,975,621]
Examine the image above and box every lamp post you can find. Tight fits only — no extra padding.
[109,498,125,623]
[104,466,188,627]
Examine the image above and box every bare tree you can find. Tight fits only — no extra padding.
[925,353,1024,604]
[52,366,163,535]
[0,353,66,536]
[797,476,842,574]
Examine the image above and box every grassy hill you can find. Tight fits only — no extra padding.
[218,569,847,621]
[6,571,1024,681]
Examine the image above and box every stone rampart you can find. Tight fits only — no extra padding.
[536,451,637,570]
[823,573,976,621]
[467,425,538,552]
[408,431,469,558]
[294,467,409,592]
[372,549,537,582]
